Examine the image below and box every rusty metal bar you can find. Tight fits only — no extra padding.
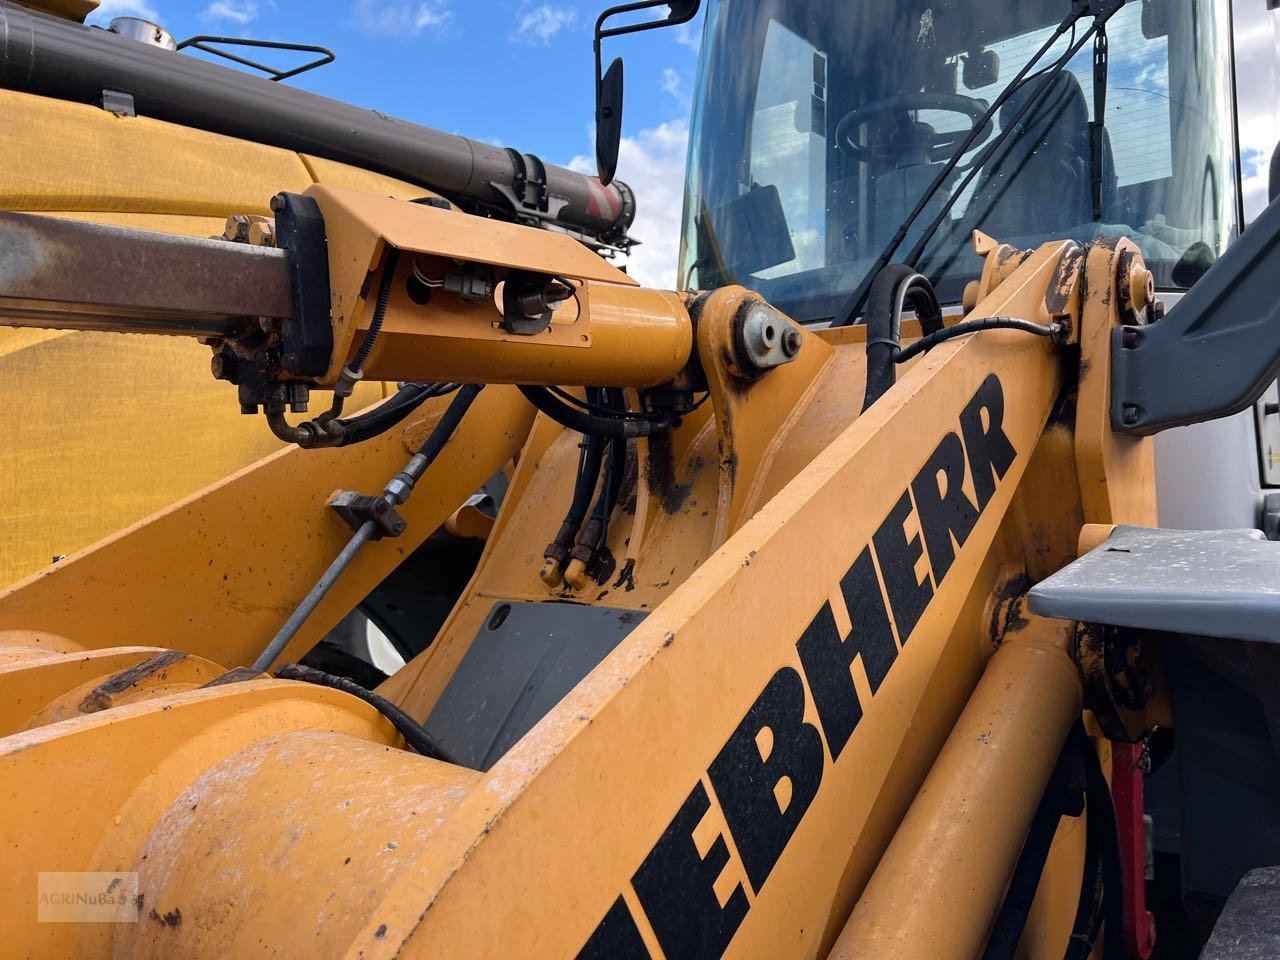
[0,212,293,337]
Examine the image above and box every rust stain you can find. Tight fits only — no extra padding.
[79,650,188,714]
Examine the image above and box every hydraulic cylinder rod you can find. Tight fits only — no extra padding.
[0,209,693,389]
[0,211,291,337]
[828,615,1083,960]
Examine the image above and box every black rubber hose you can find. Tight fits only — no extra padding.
[1085,733,1128,960]
[895,317,1060,365]
[352,248,399,373]
[333,383,432,446]
[567,436,607,529]
[518,385,666,438]
[251,384,484,673]
[1065,811,1106,960]
[862,266,944,412]
[276,663,458,764]
[983,728,1088,960]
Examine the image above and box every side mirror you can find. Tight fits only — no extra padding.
[596,57,625,186]
[593,1,702,186]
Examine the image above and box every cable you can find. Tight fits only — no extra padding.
[518,385,667,438]
[862,266,944,411]
[541,430,607,585]
[275,663,458,763]
[251,383,485,673]
[267,381,460,449]
[895,316,1060,364]
[546,385,653,420]
[333,382,460,448]
[352,248,399,372]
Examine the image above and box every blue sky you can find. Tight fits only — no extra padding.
[88,0,704,284]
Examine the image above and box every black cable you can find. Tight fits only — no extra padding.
[546,385,653,420]
[595,389,628,539]
[1085,731,1127,960]
[546,430,607,568]
[352,248,399,372]
[1065,812,1106,960]
[983,728,1088,960]
[276,663,458,764]
[332,383,433,446]
[832,1,1090,327]
[895,316,1060,364]
[862,266,944,411]
[519,385,667,438]
[252,384,484,673]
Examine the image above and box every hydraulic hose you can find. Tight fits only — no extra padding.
[862,266,944,411]
[351,249,398,373]
[276,663,457,763]
[518,385,667,438]
[251,383,484,673]
[895,317,1061,364]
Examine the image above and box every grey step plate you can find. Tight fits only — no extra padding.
[1027,525,1280,644]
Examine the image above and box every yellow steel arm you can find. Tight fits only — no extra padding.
[0,182,1162,958]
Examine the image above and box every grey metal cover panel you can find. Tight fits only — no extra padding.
[1027,525,1280,644]
[425,600,647,771]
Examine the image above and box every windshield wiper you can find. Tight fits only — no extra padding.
[831,0,1123,327]
[1090,10,1114,219]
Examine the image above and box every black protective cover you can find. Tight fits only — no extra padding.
[425,601,646,771]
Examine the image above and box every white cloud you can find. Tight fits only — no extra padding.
[511,3,575,44]
[86,0,159,23]
[202,0,261,24]
[570,119,690,290]
[660,67,689,105]
[673,21,701,52]
[353,0,453,37]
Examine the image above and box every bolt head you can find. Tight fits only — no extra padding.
[270,194,286,214]
[782,327,803,357]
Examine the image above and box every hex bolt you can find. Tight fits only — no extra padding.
[1121,328,1140,349]
[782,327,803,358]
[270,194,286,214]
[1122,404,1141,425]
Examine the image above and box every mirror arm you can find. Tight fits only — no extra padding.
[1112,195,1280,434]
[592,1,702,186]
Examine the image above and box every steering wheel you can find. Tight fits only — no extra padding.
[835,93,991,164]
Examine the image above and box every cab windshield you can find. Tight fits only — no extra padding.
[678,0,1237,323]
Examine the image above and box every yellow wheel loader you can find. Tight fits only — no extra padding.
[0,0,1278,958]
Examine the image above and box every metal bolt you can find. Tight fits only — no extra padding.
[270,194,286,214]
[1121,328,1140,349]
[1122,404,1141,425]
[782,327,803,358]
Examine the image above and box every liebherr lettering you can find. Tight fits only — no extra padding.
[577,374,1017,960]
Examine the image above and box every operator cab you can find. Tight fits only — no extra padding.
[679,0,1237,323]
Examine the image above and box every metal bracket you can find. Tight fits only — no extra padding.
[1112,194,1280,435]
[270,192,333,379]
[176,35,335,82]
[330,491,407,540]
[100,89,135,117]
